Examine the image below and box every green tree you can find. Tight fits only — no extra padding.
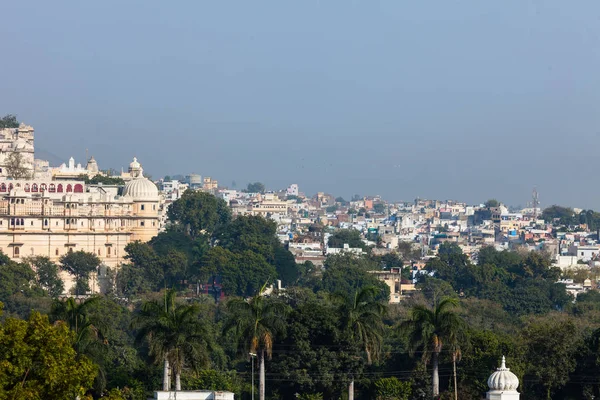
[484,199,500,208]
[167,191,231,238]
[246,182,266,194]
[402,297,465,398]
[59,251,101,295]
[373,377,412,400]
[0,309,97,399]
[337,286,387,398]
[373,203,386,214]
[133,290,212,391]
[24,256,64,297]
[327,229,365,249]
[0,114,19,128]
[521,315,581,399]
[225,287,289,400]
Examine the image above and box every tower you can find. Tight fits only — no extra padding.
[532,188,540,220]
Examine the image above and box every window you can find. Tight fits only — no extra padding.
[30,221,33,226]
[55,248,59,256]
[153,204,156,210]
[56,221,59,226]
[57,184,63,193]
[107,247,111,256]
[74,184,83,193]
[31,184,38,192]
[140,221,145,226]
[30,248,34,255]
[14,247,19,257]
[66,184,73,193]
[44,219,48,226]
[141,204,145,211]
[98,249,101,256]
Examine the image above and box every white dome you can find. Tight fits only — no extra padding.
[488,356,519,391]
[123,177,158,200]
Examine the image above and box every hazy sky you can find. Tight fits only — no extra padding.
[1,1,600,208]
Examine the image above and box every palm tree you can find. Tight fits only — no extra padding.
[225,285,289,400]
[402,297,465,398]
[336,286,387,400]
[133,289,212,391]
[50,296,102,354]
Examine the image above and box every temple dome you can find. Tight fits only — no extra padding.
[123,177,158,200]
[488,356,519,391]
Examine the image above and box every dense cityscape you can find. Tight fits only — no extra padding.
[0,115,599,400]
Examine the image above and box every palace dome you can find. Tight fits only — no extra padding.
[123,177,158,200]
[487,356,519,391]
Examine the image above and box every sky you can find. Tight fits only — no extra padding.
[1,1,600,208]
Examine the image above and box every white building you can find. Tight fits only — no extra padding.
[286,183,299,196]
[486,356,519,400]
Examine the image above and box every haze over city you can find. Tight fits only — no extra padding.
[2,1,600,207]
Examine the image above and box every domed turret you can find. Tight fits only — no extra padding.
[129,157,143,178]
[122,158,158,200]
[487,356,519,393]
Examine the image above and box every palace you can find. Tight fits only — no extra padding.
[0,122,161,292]
[0,158,160,266]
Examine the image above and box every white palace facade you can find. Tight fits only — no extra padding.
[0,123,161,274]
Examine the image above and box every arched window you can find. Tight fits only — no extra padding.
[31,183,38,192]
[40,183,47,191]
[66,184,73,193]
[57,184,63,193]
[8,183,13,191]
[10,218,14,225]
[14,247,19,257]
[98,249,102,256]
[49,184,55,193]
[0,183,6,192]
[74,184,83,193]
[24,184,30,192]
[44,219,48,226]
[20,219,24,226]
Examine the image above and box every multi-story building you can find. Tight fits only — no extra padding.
[0,158,160,268]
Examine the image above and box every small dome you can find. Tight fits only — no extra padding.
[488,356,519,391]
[129,157,140,170]
[123,177,158,200]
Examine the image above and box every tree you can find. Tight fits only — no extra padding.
[60,251,101,295]
[24,256,64,297]
[0,308,97,399]
[167,191,231,238]
[402,297,465,398]
[85,175,125,185]
[373,203,386,214]
[0,114,19,128]
[521,315,581,399]
[5,152,31,179]
[218,215,278,262]
[246,182,266,194]
[373,377,411,400]
[327,229,365,249]
[484,199,500,208]
[133,290,212,391]
[225,287,289,400]
[337,286,387,399]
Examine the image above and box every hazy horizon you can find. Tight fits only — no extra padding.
[2,1,600,208]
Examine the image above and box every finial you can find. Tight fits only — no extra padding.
[501,356,506,370]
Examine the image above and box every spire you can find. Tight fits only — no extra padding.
[500,356,506,370]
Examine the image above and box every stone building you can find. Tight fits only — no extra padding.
[0,123,36,178]
[0,158,160,291]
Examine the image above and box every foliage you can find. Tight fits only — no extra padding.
[327,229,366,249]
[373,377,411,400]
[60,251,101,295]
[484,199,500,208]
[23,256,64,297]
[167,191,231,238]
[0,114,19,128]
[5,152,31,180]
[79,174,126,185]
[373,203,386,214]
[319,254,389,301]
[246,182,266,194]
[0,310,97,399]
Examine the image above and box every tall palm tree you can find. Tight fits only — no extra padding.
[225,286,289,400]
[336,286,387,400]
[50,296,102,354]
[402,297,465,398]
[133,289,212,391]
